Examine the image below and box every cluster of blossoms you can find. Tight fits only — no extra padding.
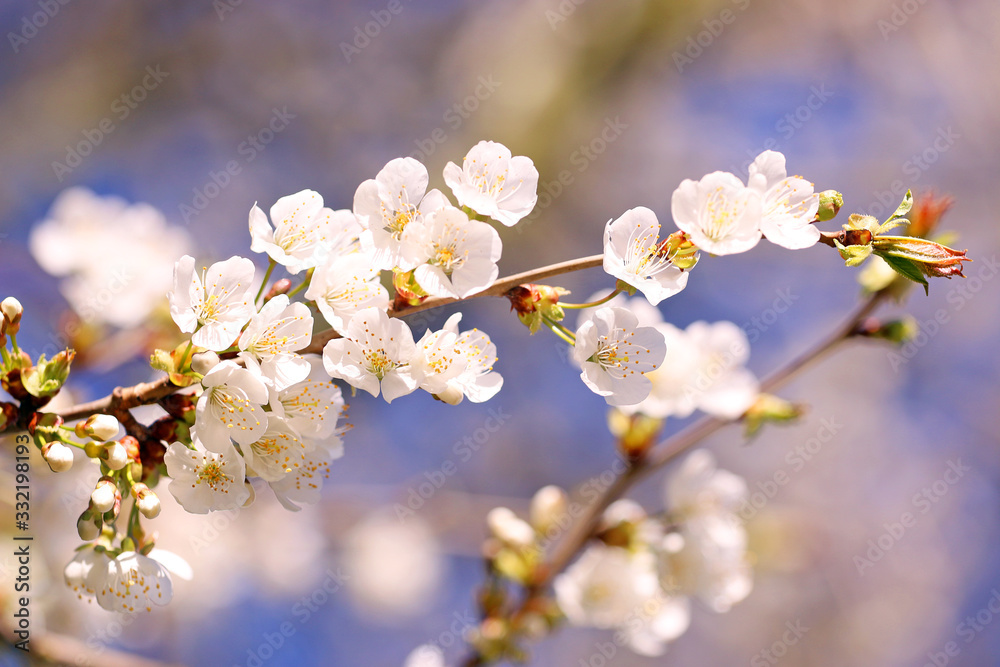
[44,140,536,610]
[21,144,827,619]
[1,129,975,666]
[552,450,752,656]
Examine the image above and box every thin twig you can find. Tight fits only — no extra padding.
[300,254,604,355]
[54,254,606,422]
[462,291,886,665]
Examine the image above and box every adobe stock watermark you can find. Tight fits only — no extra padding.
[179,106,296,224]
[417,610,479,656]
[921,588,1000,667]
[234,567,349,667]
[8,0,72,53]
[340,0,412,63]
[407,74,502,163]
[728,84,834,176]
[671,0,752,73]
[862,125,960,221]
[213,0,245,21]
[853,459,971,576]
[393,407,511,522]
[51,65,169,182]
[887,256,1000,372]
[517,115,629,235]
[545,0,588,30]
[738,417,842,522]
[741,287,798,344]
[749,619,810,666]
[877,0,928,40]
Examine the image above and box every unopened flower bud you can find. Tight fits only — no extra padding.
[101,441,129,471]
[815,190,844,222]
[434,385,464,405]
[91,477,120,514]
[507,284,570,334]
[607,409,663,460]
[75,414,120,442]
[486,507,535,548]
[657,231,700,271]
[857,316,920,345]
[77,509,102,541]
[132,483,161,519]
[263,278,293,302]
[190,351,221,376]
[743,393,804,438]
[20,349,74,398]
[393,270,428,307]
[1,297,22,335]
[598,499,646,548]
[530,485,568,534]
[42,441,75,472]
[0,402,17,432]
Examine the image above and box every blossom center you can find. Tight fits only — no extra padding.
[703,188,746,241]
[364,348,396,380]
[197,460,234,491]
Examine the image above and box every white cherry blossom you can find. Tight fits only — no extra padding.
[322,306,417,403]
[747,150,820,249]
[660,450,753,613]
[660,515,753,613]
[623,594,692,657]
[413,206,502,298]
[164,439,250,513]
[238,294,313,391]
[554,544,660,629]
[404,645,445,667]
[408,323,469,397]
[249,189,355,274]
[270,356,346,441]
[95,551,173,613]
[671,171,762,255]
[572,306,666,406]
[30,188,191,328]
[64,548,112,602]
[168,255,256,351]
[602,206,693,305]
[242,416,313,482]
[268,436,344,510]
[666,450,748,518]
[192,360,270,451]
[305,252,390,335]
[417,313,503,405]
[354,157,449,270]
[603,307,758,420]
[443,140,539,226]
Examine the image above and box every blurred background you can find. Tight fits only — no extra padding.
[1,0,999,665]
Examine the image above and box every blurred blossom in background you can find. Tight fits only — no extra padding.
[1,0,999,665]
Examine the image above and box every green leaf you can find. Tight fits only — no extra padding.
[887,190,913,222]
[876,217,910,235]
[835,240,873,267]
[879,253,929,295]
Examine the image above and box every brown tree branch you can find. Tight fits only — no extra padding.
[300,254,604,355]
[462,291,887,666]
[53,254,606,422]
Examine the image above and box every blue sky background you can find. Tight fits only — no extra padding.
[1,1,999,665]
